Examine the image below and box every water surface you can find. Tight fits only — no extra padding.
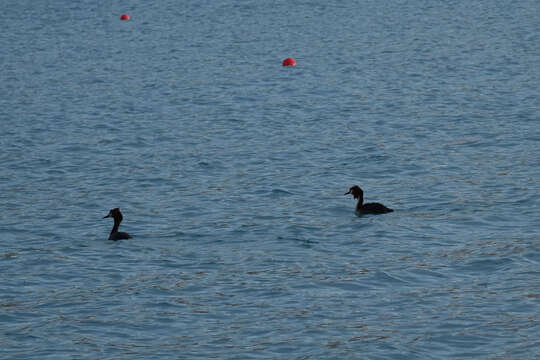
[1,0,539,359]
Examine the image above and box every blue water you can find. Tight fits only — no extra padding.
[1,0,539,358]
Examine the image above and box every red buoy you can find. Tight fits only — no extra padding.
[120,14,130,20]
[282,57,296,67]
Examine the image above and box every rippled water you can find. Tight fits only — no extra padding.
[1,0,539,359]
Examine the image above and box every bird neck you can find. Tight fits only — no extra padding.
[355,195,364,211]
[111,217,121,234]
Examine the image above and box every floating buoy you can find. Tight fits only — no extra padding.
[120,14,130,20]
[282,57,296,67]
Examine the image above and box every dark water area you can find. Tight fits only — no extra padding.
[1,0,539,358]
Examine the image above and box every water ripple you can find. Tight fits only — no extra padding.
[2,0,540,359]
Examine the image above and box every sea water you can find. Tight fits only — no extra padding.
[1,0,539,358]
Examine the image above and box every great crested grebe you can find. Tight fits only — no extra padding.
[345,185,393,215]
[103,208,132,240]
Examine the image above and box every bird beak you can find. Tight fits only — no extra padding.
[344,190,351,195]
[103,214,110,219]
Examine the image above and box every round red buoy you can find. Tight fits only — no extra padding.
[120,14,130,20]
[282,57,296,67]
